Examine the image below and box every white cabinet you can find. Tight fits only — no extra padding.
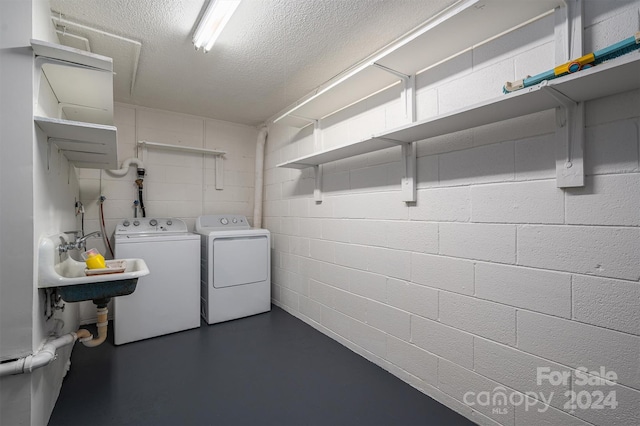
[32,39,118,169]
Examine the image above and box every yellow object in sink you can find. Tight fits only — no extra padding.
[82,248,106,269]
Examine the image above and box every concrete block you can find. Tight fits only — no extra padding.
[439,141,515,186]
[415,128,474,157]
[298,218,322,238]
[475,263,571,318]
[438,59,513,115]
[409,186,471,222]
[411,315,474,369]
[332,288,367,322]
[349,220,386,247]
[265,183,282,201]
[299,296,322,324]
[440,223,516,264]
[474,338,571,410]
[440,292,516,346]
[386,278,438,320]
[471,180,564,224]
[416,154,439,188]
[415,87,438,122]
[411,253,474,295]
[573,275,640,335]
[280,217,299,236]
[517,225,640,281]
[513,42,555,88]
[366,300,411,341]
[321,219,350,243]
[315,262,350,291]
[584,119,639,176]
[333,191,408,220]
[349,319,387,359]
[517,310,640,389]
[309,279,334,307]
[514,132,556,181]
[585,90,640,127]
[385,221,438,254]
[323,170,350,194]
[320,306,351,339]
[350,164,391,191]
[334,242,370,271]
[289,198,309,218]
[309,239,335,263]
[515,400,590,426]
[349,269,387,303]
[566,174,640,226]
[289,236,310,257]
[367,247,411,281]
[280,287,299,311]
[438,359,516,426]
[387,335,438,385]
[474,110,555,149]
[567,371,640,426]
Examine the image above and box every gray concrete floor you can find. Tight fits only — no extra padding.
[49,305,475,426]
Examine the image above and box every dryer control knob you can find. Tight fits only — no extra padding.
[133,220,140,226]
[232,218,238,223]
[166,220,172,226]
[149,219,158,226]
[123,220,130,227]
[220,218,228,225]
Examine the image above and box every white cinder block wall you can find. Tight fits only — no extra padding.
[265,2,640,426]
[75,104,257,322]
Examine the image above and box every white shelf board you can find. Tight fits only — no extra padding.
[34,116,118,169]
[277,138,403,169]
[137,140,226,156]
[275,0,562,127]
[31,39,113,72]
[278,53,640,170]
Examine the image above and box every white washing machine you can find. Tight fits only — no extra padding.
[114,218,200,345]
[196,215,270,324]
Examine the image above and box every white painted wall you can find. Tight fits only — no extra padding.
[76,103,258,322]
[266,2,640,426]
[0,1,82,425]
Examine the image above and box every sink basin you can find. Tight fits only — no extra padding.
[38,233,150,304]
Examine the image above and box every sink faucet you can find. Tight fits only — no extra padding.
[59,231,102,253]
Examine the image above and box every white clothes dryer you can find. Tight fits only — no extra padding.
[196,215,270,324]
[114,218,200,345]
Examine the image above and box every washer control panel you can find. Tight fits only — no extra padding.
[196,215,250,231]
[115,218,188,234]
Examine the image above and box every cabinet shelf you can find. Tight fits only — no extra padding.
[31,39,118,169]
[274,0,563,127]
[278,53,640,169]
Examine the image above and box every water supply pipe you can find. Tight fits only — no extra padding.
[253,127,267,229]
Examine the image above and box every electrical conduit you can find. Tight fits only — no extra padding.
[0,307,110,377]
[253,127,267,229]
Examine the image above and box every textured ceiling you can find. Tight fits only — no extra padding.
[49,0,457,126]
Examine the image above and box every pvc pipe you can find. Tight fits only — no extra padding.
[79,307,108,347]
[107,157,145,177]
[0,333,78,377]
[253,127,267,229]
[0,307,109,377]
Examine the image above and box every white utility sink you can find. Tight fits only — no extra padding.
[38,233,149,304]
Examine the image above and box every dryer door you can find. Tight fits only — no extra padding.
[212,235,268,288]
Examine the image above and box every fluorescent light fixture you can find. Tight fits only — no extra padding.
[193,0,241,53]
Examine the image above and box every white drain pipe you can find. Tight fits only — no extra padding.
[107,157,145,177]
[0,333,77,377]
[253,127,268,229]
[0,307,109,377]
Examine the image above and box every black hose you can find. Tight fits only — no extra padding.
[138,186,146,218]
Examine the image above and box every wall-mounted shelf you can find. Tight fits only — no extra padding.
[137,140,227,190]
[278,52,640,177]
[35,116,118,169]
[31,39,118,169]
[274,0,563,127]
